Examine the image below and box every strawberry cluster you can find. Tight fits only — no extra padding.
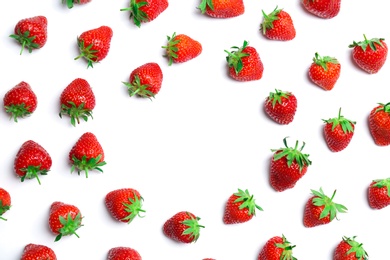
[1,0,390,259]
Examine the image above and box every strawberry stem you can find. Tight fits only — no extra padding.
[121,192,146,223]
[5,103,32,122]
[225,40,250,75]
[59,102,93,127]
[70,154,106,178]
[55,212,83,242]
[322,107,355,133]
[9,29,40,55]
[120,0,149,28]
[20,165,49,185]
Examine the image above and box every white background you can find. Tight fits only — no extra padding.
[0,0,389,259]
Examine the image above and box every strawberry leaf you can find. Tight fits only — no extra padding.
[343,236,369,260]
[121,192,146,223]
[233,189,263,215]
[310,188,348,221]
[181,212,205,243]
[225,40,250,75]
[322,108,355,133]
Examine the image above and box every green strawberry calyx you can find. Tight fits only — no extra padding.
[20,165,49,185]
[271,137,312,172]
[123,75,155,100]
[71,154,106,178]
[59,101,93,127]
[260,6,282,35]
[311,188,348,221]
[181,212,205,243]
[161,32,180,66]
[198,0,214,14]
[322,107,355,133]
[63,0,80,9]
[372,178,390,197]
[275,234,297,260]
[225,40,250,75]
[55,212,83,242]
[5,103,31,122]
[122,192,146,223]
[120,0,149,28]
[0,200,11,221]
[348,34,385,52]
[313,52,339,71]
[342,236,369,260]
[74,38,98,68]
[268,89,292,108]
[9,29,40,55]
[233,189,263,216]
[375,102,390,114]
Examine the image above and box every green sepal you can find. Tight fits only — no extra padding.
[260,6,282,35]
[120,0,149,28]
[224,40,250,75]
[55,212,83,242]
[342,236,369,260]
[312,52,339,71]
[20,165,49,185]
[274,234,297,260]
[9,29,40,55]
[70,154,106,178]
[0,200,11,221]
[121,192,146,223]
[271,137,312,172]
[123,75,155,100]
[5,103,31,122]
[62,0,80,9]
[233,188,263,215]
[268,89,292,108]
[372,178,390,197]
[198,0,214,14]
[59,101,93,127]
[375,102,390,114]
[74,37,98,69]
[161,32,181,66]
[322,108,356,133]
[310,187,348,221]
[181,212,205,243]
[348,34,385,52]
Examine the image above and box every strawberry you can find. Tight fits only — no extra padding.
[270,137,312,192]
[163,211,204,243]
[105,188,145,223]
[349,35,388,74]
[107,247,142,260]
[368,178,390,209]
[264,89,297,125]
[225,40,264,82]
[14,140,52,185]
[75,25,113,68]
[123,62,163,99]
[333,236,368,260]
[301,0,341,19]
[258,234,297,260]
[9,16,47,55]
[261,6,296,41]
[323,108,356,152]
[198,0,244,18]
[120,0,168,28]
[308,52,341,91]
[69,132,106,178]
[0,187,11,221]
[303,188,347,228]
[21,243,57,260]
[63,0,92,9]
[223,188,263,224]
[48,201,83,241]
[368,102,390,146]
[162,32,202,65]
[59,78,95,127]
[3,81,38,122]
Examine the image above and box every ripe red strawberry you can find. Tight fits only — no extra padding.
[349,35,388,74]
[21,243,57,260]
[270,137,312,192]
[368,102,390,146]
[14,140,52,185]
[163,211,204,243]
[123,62,163,99]
[69,132,106,178]
[48,201,83,241]
[162,32,202,65]
[120,0,168,28]
[264,89,297,125]
[59,78,95,127]
[63,0,92,9]
[303,188,347,228]
[258,234,297,260]
[3,81,38,122]
[309,52,341,91]
[225,40,264,82]
[301,0,341,19]
[0,187,11,221]
[9,16,47,55]
[261,6,296,41]
[323,108,356,152]
[223,188,263,224]
[105,188,145,223]
[333,236,368,260]
[368,178,390,209]
[198,0,244,18]
[107,247,142,260]
[75,25,113,68]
